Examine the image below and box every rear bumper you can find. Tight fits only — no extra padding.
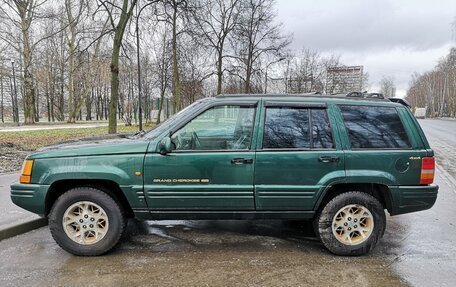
[389,184,438,215]
[10,183,50,216]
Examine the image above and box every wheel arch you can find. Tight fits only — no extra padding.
[45,179,134,218]
[315,183,393,215]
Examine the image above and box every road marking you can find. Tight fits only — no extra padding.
[436,163,456,194]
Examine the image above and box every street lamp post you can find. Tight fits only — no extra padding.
[136,4,143,132]
[11,60,19,125]
[264,57,285,94]
[285,58,290,94]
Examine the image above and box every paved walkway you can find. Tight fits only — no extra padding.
[0,173,43,231]
[0,123,110,133]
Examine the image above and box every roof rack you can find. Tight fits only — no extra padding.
[346,92,385,99]
[215,92,319,98]
[389,97,411,108]
[216,92,390,102]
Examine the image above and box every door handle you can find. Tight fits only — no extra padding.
[318,156,339,163]
[231,158,253,165]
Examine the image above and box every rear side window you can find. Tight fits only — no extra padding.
[263,107,334,149]
[339,105,411,149]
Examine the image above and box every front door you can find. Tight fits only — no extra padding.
[144,103,258,210]
[254,102,345,210]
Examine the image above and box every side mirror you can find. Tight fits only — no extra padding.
[158,136,173,155]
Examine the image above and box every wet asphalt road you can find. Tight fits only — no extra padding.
[1,119,456,287]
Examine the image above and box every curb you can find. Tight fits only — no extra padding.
[0,218,48,241]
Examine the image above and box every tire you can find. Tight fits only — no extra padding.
[49,187,126,256]
[315,192,386,256]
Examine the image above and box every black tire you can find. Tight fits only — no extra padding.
[49,187,126,256]
[315,192,386,256]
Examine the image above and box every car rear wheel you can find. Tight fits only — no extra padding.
[315,191,386,256]
[49,187,126,256]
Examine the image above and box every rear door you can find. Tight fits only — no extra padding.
[254,101,346,210]
[336,104,428,186]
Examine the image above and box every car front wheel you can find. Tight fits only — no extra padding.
[49,187,126,256]
[315,191,386,256]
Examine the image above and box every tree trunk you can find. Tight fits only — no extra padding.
[58,55,65,121]
[11,66,19,124]
[216,49,223,95]
[245,60,252,93]
[34,87,39,122]
[108,0,137,134]
[9,77,16,123]
[109,42,120,133]
[157,87,165,125]
[17,1,35,124]
[23,56,34,124]
[171,2,181,111]
[0,76,3,123]
[67,42,76,123]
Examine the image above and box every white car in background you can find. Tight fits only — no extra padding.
[414,108,426,119]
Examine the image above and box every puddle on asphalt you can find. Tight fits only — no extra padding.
[53,219,409,286]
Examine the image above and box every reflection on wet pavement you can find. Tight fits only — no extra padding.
[0,218,408,287]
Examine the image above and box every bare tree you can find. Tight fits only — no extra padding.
[99,0,138,133]
[1,0,39,123]
[406,48,456,117]
[155,0,190,112]
[321,54,341,94]
[379,75,396,98]
[180,39,212,105]
[152,30,172,124]
[192,0,240,94]
[230,0,290,93]
[64,0,89,123]
[0,72,3,123]
[0,0,300,126]
[67,1,111,123]
[287,49,324,93]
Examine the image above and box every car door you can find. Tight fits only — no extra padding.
[143,101,259,210]
[254,101,346,210]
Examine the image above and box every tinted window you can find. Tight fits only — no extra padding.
[339,105,411,149]
[171,105,255,151]
[311,109,334,149]
[263,107,334,149]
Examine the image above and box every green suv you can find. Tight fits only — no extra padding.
[11,93,438,256]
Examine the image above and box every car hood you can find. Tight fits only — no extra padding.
[28,134,150,159]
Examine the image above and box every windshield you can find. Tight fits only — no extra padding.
[142,98,211,139]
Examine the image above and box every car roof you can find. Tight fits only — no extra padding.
[214,93,404,107]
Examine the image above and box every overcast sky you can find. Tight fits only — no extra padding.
[276,0,456,97]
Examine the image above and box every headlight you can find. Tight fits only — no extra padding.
[19,159,34,184]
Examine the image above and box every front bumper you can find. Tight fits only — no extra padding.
[10,183,50,216]
[389,184,439,215]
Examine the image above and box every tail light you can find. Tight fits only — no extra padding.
[420,157,435,185]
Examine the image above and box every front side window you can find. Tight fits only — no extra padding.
[263,107,334,149]
[339,105,411,149]
[171,105,255,151]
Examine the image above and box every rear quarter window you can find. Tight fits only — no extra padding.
[339,105,411,149]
